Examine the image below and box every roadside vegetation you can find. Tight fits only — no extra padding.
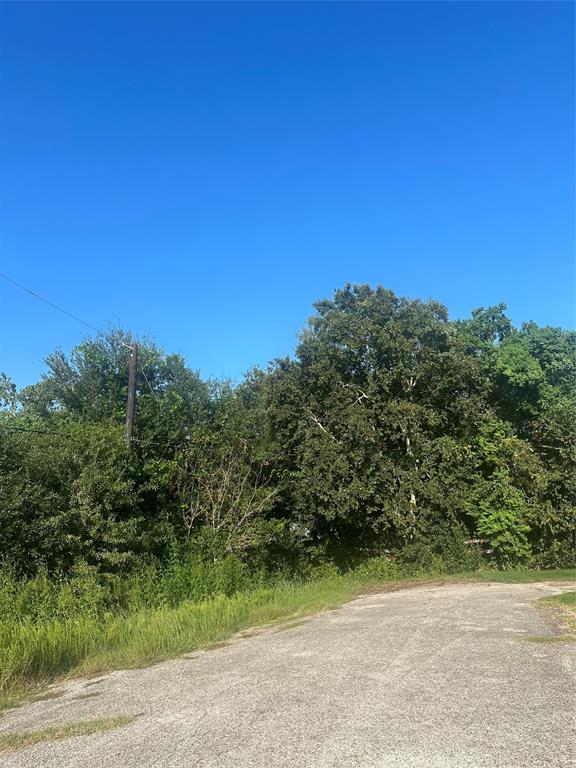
[0,715,138,753]
[0,560,573,711]
[0,285,574,706]
[544,591,576,608]
[472,570,574,584]
[530,590,576,644]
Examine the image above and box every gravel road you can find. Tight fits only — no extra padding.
[1,581,574,768]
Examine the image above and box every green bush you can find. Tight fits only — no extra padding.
[353,556,400,582]
[395,542,436,574]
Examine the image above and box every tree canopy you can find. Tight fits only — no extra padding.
[1,285,574,574]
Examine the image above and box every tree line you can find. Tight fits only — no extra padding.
[1,284,574,576]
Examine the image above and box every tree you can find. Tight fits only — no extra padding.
[0,419,143,573]
[264,286,492,557]
[0,373,17,412]
[176,439,279,560]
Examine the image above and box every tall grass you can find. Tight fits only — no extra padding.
[0,574,357,707]
[0,555,268,623]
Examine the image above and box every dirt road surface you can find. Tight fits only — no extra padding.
[1,581,574,768]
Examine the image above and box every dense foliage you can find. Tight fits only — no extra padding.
[1,285,574,577]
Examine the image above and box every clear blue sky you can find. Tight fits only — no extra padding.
[1,2,574,388]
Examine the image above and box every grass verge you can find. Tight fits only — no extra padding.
[526,590,576,644]
[0,715,138,754]
[0,568,573,713]
[542,591,576,609]
[467,568,575,584]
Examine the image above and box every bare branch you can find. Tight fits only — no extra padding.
[305,408,340,443]
[177,447,277,554]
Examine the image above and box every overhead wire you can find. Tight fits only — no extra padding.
[140,367,159,400]
[0,423,76,438]
[0,271,134,349]
[0,272,102,335]
[0,423,185,452]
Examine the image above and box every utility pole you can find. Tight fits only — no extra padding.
[125,342,138,448]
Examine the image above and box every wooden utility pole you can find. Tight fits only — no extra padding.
[125,342,138,448]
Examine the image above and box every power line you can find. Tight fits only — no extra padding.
[0,271,134,350]
[0,424,74,438]
[0,272,102,335]
[140,367,159,400]
[0,423,185,451]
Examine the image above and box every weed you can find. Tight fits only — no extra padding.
[0,715,138,754]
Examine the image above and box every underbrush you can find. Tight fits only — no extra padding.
[0,555,268,624]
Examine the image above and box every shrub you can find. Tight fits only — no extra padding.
[353,556,401,582]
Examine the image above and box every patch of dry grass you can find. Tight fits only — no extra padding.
[0,714,138,754]
[528,591,576,644]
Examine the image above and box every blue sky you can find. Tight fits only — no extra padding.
[1,2,574,388]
